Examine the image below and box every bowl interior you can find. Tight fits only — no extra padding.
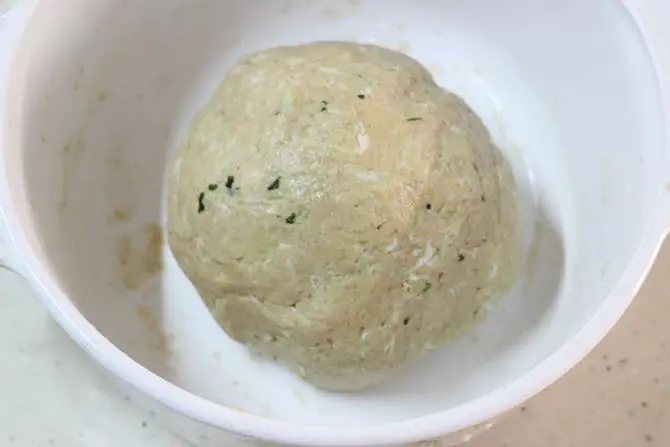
[5,0,664,426]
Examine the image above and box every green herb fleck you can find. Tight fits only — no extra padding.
[285,212,297,224]
[406,117,423,122]
[225,175,235,189]
[267,176,281,191]
[208,184,218,191]
[422,281,432,292]
[197,192,206,213]
[357,94,366,100]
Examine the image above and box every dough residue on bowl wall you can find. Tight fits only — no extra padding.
[116,222,164,291]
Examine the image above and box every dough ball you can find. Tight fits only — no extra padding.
[167,42,523,391]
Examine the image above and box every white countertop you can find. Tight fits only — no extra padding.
[3,240,670,447]
[0,269,193,447]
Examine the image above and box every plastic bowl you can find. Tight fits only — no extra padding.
[1,0,669,445]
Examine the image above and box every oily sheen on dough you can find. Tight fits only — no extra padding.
[167,42,523,391]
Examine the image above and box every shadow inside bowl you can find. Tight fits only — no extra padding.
[356,200,565,405]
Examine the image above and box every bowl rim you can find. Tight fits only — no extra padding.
[1,0,669,445]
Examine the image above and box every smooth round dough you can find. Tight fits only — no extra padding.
[167,42,523,391]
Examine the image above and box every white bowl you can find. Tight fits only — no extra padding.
[1,1,669,446]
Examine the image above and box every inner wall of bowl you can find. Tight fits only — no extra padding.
[7,0,663,425]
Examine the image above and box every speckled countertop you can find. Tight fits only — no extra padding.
[2,241,670,447]
[467,240,670,447]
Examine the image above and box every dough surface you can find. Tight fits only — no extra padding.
[167,42,522,391]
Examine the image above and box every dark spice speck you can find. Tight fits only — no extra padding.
[285,212,297,224]
[422,281,432,292]
[458,253,465,262]
[267,176,281,191]
[403,317,410,326]
[225,175,235,189]
[197,192,206,213]
[406,117,423,122]
[357,94,366,99]
[425,203,432,210]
